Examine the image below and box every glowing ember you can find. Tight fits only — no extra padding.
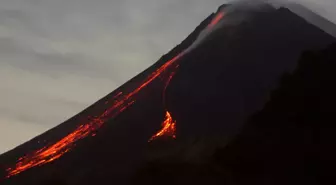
[207,12,225,29]
[5,11,226,178]
[149,111,177,142]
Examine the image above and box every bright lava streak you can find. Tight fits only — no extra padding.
[148,111,177,142]
[6,101,134,178]
[6,11,226,178]
[149,66,178,142]
[5,49,184,178]
[207,12,225,29]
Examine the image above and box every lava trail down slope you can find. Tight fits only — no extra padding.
[4,10,226,178]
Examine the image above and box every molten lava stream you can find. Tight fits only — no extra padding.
[149,66,179,142]
[148,111,177,142]
[5,49,184,178]
[148,11,226,142]
[207,11,225,29]
[5,11,226,178]
[6,101,134,178]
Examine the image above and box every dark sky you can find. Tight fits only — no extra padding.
[0,0,335,153]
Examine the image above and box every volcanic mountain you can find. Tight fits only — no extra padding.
[1,2,335,185]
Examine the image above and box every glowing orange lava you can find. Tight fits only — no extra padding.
[6,48,183,178]
[6,101,134,178]
[5,11,226,178]
[207,12,225,29]
[149,66,179,142]
[148,111,176,142]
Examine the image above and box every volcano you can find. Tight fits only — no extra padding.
[1,2,335,185]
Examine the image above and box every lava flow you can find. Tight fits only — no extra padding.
[6,101,134,178]
[207,11,225,29]
[5,10,226,178]
[5,50,184,178]
[148,111,177,142]
[148,67,178,142]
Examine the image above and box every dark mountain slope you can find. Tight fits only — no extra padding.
[1,3,335,185]
[213,43,336,185]
[167,6,334,139]
[133,42,336,185]
[287,3,336,37]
